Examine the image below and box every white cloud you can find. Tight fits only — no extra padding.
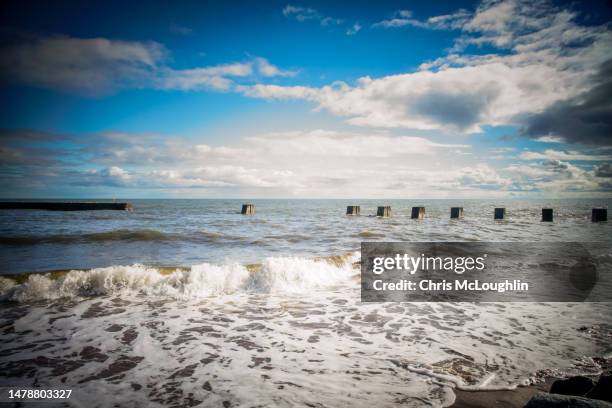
[282,5,320,21]
[346,23,362,36]
[4,128,610,197]
[81,166,133,187]
[242,61,569,132]
[240,84,319,99]
[505,164,554,178]
[519,150,612,161]
[254,57,297,77]
[107,166,131,180]
[457,164,512,188]
[503,159,609,193]
[282,5,342,26]
[156,63,252,91]
[321,17,343,26]
[426,10,472,30]
[245,0,611,134]
[373,9,470,30]
[2,128,488,196]
[372,10,415,28]
[535,135,565,144]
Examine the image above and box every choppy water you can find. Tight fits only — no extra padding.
[1,198,610,274]
[0,199,611,407]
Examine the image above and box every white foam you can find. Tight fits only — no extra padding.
[0,253,359,302]
[244,256,356,293]
[1,272,610,407]
[406,365,519,391]
[0,276,15,293]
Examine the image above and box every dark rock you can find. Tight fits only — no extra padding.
[587,370,612,402]
[524,392,612,407]
[550,376,595,396]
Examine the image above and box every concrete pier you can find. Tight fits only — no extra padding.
[542,208,553,222]
[346,205,360,216]
[592,208,607,222]
[450,207,464,219]
[377,206,391,217]
[494,208,506,220]
[411,206,425,219]
[0,202,132,211]
[241,204,255,215]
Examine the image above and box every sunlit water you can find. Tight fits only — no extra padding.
[1,198,610,273]
[0,199,610,407]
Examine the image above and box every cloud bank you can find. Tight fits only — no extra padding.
[0,36,294,95]
[246,0,611,138]
[1,128,610,198]
[1,1,609,141]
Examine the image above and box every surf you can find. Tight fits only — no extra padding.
[0,253,359,303]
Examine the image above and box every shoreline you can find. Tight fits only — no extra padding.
[451,361,611,408]
[451,378,556,407]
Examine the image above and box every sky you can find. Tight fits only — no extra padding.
[0,0,611,198]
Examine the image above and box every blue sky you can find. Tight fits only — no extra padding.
[0,0,611,198]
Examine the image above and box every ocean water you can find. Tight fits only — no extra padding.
[1,198,611,274]
[0,199,611,407]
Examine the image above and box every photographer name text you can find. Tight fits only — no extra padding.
[372,279,528,292]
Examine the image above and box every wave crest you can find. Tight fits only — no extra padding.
[0,253,359,302]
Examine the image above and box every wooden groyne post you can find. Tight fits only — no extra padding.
[494,207,506,220]
[241,204,255,215]
[377,206,391,217]
[592,208,607,222]
[411,206,425,219]
[346,205,360,216]
[450,207,464,219]
[0,202,133,211]
[541,208,553,222]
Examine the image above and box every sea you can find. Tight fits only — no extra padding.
[0,198,611,407]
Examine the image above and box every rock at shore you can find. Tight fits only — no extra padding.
[549,376,594,397]
[524,393,612,407]
[587,370,612,403]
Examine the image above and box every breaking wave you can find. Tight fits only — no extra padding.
[0,253,359,303]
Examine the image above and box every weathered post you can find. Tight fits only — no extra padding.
[411,206,425,219]
[377,206,391,217]
[592,208,607,222]
[494,208,506,220]
[346,205,360,216]
[541,208,553,222]
[450,207,464,219]
[241,204,255,215]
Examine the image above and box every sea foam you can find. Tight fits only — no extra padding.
[0,253,359,302]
